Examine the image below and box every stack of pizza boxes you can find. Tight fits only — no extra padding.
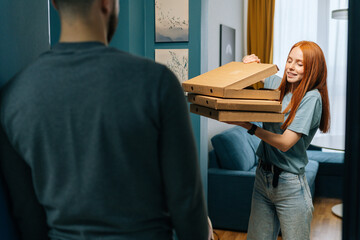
[182,62,284,123]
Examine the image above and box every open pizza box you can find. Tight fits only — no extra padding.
[182,61,280,100]
[183,62,285,122]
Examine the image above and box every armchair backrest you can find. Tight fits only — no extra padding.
[211,126,261,171]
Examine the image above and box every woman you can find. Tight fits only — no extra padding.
[229,41,330,240]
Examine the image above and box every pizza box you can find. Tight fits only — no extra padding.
[190,104,285,123]
[188,93,282,112]
[182,61,279,99]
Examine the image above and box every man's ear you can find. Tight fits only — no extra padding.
[100,0,112,15]
[51,0,58,10]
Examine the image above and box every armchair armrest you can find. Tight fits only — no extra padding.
[208,168,256,177]
[208,168,256,231]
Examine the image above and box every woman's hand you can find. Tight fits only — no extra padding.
[242,54,261,64]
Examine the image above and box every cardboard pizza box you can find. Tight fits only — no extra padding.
[188,93,282,113]
[190,104,284,123]
[214,87,281,100]
[182,61,279,99]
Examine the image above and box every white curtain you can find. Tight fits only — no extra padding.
[326,0,348,138]
[273,0,348,144]
[273,0,319,76]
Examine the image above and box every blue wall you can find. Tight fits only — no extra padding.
[110,0,145,56]
[111,0,145,56]
[0,1,50,86]
[50,3,60,45]
[0,1,50,239]
[141,1,207,194]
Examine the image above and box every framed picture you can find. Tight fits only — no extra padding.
[220,24,236,66]
[155,0,189,43]
[155,49,189,84]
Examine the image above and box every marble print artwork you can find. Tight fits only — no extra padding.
[155,49,189,84]
[155,0,189,42]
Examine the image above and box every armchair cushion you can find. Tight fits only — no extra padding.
[211,126,261,171]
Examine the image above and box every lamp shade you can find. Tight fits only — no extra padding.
[332,8,348,20]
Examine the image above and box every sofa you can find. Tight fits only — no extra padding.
[307,149,344,198]
[208,126,344,232]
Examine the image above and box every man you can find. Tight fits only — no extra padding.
[0,0,209,239]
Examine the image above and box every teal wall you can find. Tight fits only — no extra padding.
[141,1,207,195]
[50,3,60,45]
[110,0,145,55]
[0,1,50,238]
[0,1,50,86]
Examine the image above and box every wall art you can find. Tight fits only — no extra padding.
[220,24,236,66]
[155,49,189,84]
[155,0,189,42]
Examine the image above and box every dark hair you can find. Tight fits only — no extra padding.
[53,0,96,15]
[278,41,330,133]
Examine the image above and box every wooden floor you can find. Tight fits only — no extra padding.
[213,198,342,240]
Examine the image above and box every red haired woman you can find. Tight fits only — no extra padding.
[230,41,330,240]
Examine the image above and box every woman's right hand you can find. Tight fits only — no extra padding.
[242,54,261,63]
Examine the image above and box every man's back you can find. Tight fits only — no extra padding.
[0,42,208,239]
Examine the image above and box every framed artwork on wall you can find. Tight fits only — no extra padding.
[155,49,189,84]
[155,0,189,43]
[220,24,236,66]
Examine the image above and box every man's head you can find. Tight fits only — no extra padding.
[52,0,119,43]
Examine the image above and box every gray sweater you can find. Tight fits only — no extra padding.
[0,42,208,240]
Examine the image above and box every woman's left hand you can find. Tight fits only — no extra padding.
[242,54,261,63]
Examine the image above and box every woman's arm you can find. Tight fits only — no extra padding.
[227,122,302,152]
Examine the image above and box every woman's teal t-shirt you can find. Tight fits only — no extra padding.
[256,75,322,174]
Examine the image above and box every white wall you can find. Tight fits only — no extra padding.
[204,0,245,150]
[207,0,244,71]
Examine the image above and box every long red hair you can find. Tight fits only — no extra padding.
[278,41,330,133]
